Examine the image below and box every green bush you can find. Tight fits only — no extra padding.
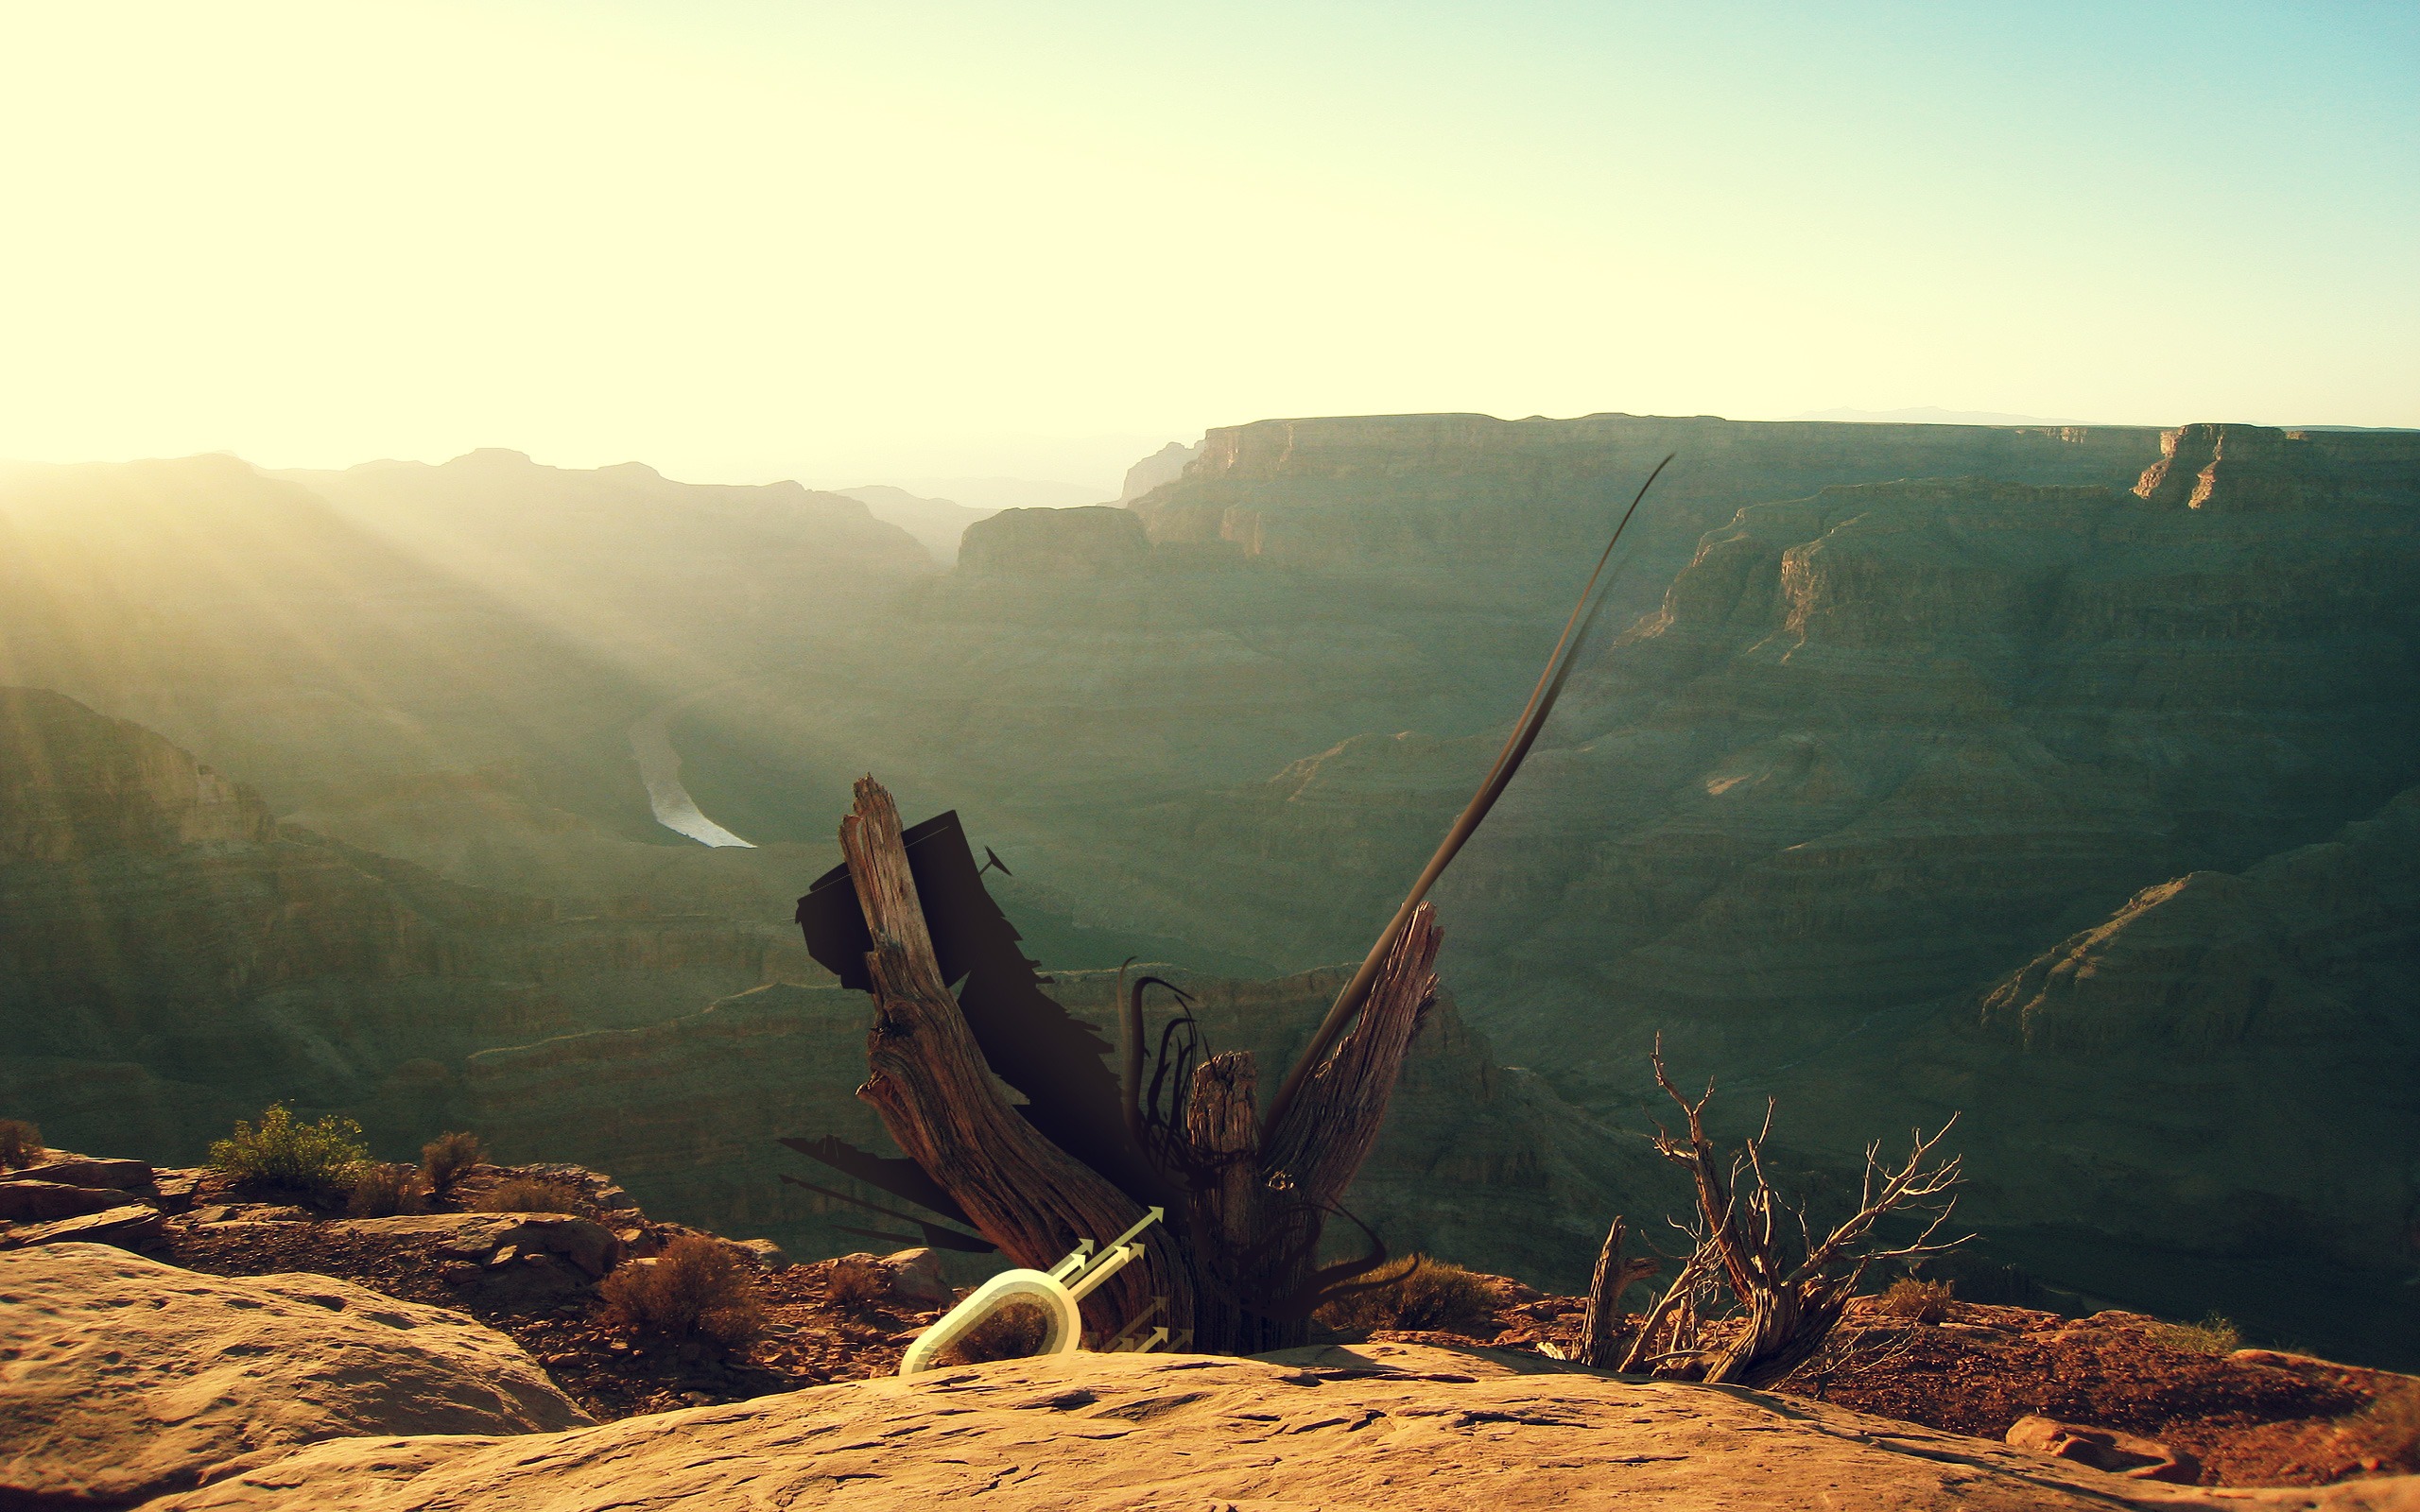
[207,1104,369,1201]
[0,1118,44,1169]
[419,1130,484,1193]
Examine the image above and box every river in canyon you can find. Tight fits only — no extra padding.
[628,700,755,848]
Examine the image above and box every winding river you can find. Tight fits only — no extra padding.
[628,697,756,848]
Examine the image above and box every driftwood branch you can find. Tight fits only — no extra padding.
[1260,455,1674,1140]
[840,776,1189,1339]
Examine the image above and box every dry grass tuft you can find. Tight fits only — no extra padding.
[598,1236,766,1349]
[472,1177,589,1214]
[1314,1254,1499,1337]
[0,1119,44,1169]
[347,1161,432,1217]
[2150,1312,2243,1355]
[824,1257,890,1310]
[934,1299,1051,1365]
[1879,1277,1958,1324]
[419,1131,484,1194]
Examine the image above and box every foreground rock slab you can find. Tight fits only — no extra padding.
[0,1244,591,1508]
[0,1201,169,1253]
[140,1345,2420,1511]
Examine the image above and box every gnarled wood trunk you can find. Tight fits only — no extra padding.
[838,776,1441,1351]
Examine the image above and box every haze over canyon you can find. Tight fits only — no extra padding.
[3,411,2413,1367]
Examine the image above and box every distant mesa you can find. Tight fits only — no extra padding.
[1118,439,1202,504]
[956,504,1150,578]
[2133,421,2420,511]
[1789,405,2098,426]
[886,476,1108,511]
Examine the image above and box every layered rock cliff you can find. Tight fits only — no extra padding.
[1,688,274,859]
[895,423,2415,1361]
[1980,787,2420,1059]
[956,504,1151,578]
[0,691,821,1163]
[1132,413,2167,609]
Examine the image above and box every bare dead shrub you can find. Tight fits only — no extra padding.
[347,1161,431,1217]
[597,1236,765,1349]
[1313,1254,1498,1337]
[934,1299,1051,1365]
[419,1131,484,1194]
[472,1177,588,1213]
[1619,1038,1965,1387]
[824,1257,889,1311]
[0,1119,44,1169]
[1879,1278,1957,1324]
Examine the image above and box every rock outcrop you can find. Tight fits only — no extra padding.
[130,1346,2420,1511]
[955,504,1150,577]
[2135,423,2420,512]
[1980,787,2420,1057]
[0,1243,589,1508]
[1133,412,2166,595]
[1117,438,1201,503]
[0,688,273,860]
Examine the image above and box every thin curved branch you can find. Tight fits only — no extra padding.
[1261,454,1673,1138]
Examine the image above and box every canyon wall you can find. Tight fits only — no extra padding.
[0,690,821,1162]
[8,416,2415,1365]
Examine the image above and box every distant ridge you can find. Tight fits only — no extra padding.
[835,485,997,565]
[1788,405,2097,426]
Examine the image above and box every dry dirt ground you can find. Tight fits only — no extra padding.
[1478,1290,2420,1488]
[113,1163,2420,1493]
[160,1163,927,1420]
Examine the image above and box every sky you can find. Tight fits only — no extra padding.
[1,1,2413,491]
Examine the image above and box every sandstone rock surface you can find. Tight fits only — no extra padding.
[0,1179,125,1223]
[0,1243,591,1508]
[0,1202,166,1252]
[140,1346,2420,1512]
[0,1156,156,1190]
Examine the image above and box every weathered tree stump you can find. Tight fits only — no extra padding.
[837,775,1441,1351]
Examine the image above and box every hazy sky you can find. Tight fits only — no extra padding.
[3,2,2412,489]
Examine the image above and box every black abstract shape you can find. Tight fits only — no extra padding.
[979,846,1011,877]
[795,810,1174,1213]
[836,1225,926,1248]
[779,1172,998,1253]
[779,1133,974,1228]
